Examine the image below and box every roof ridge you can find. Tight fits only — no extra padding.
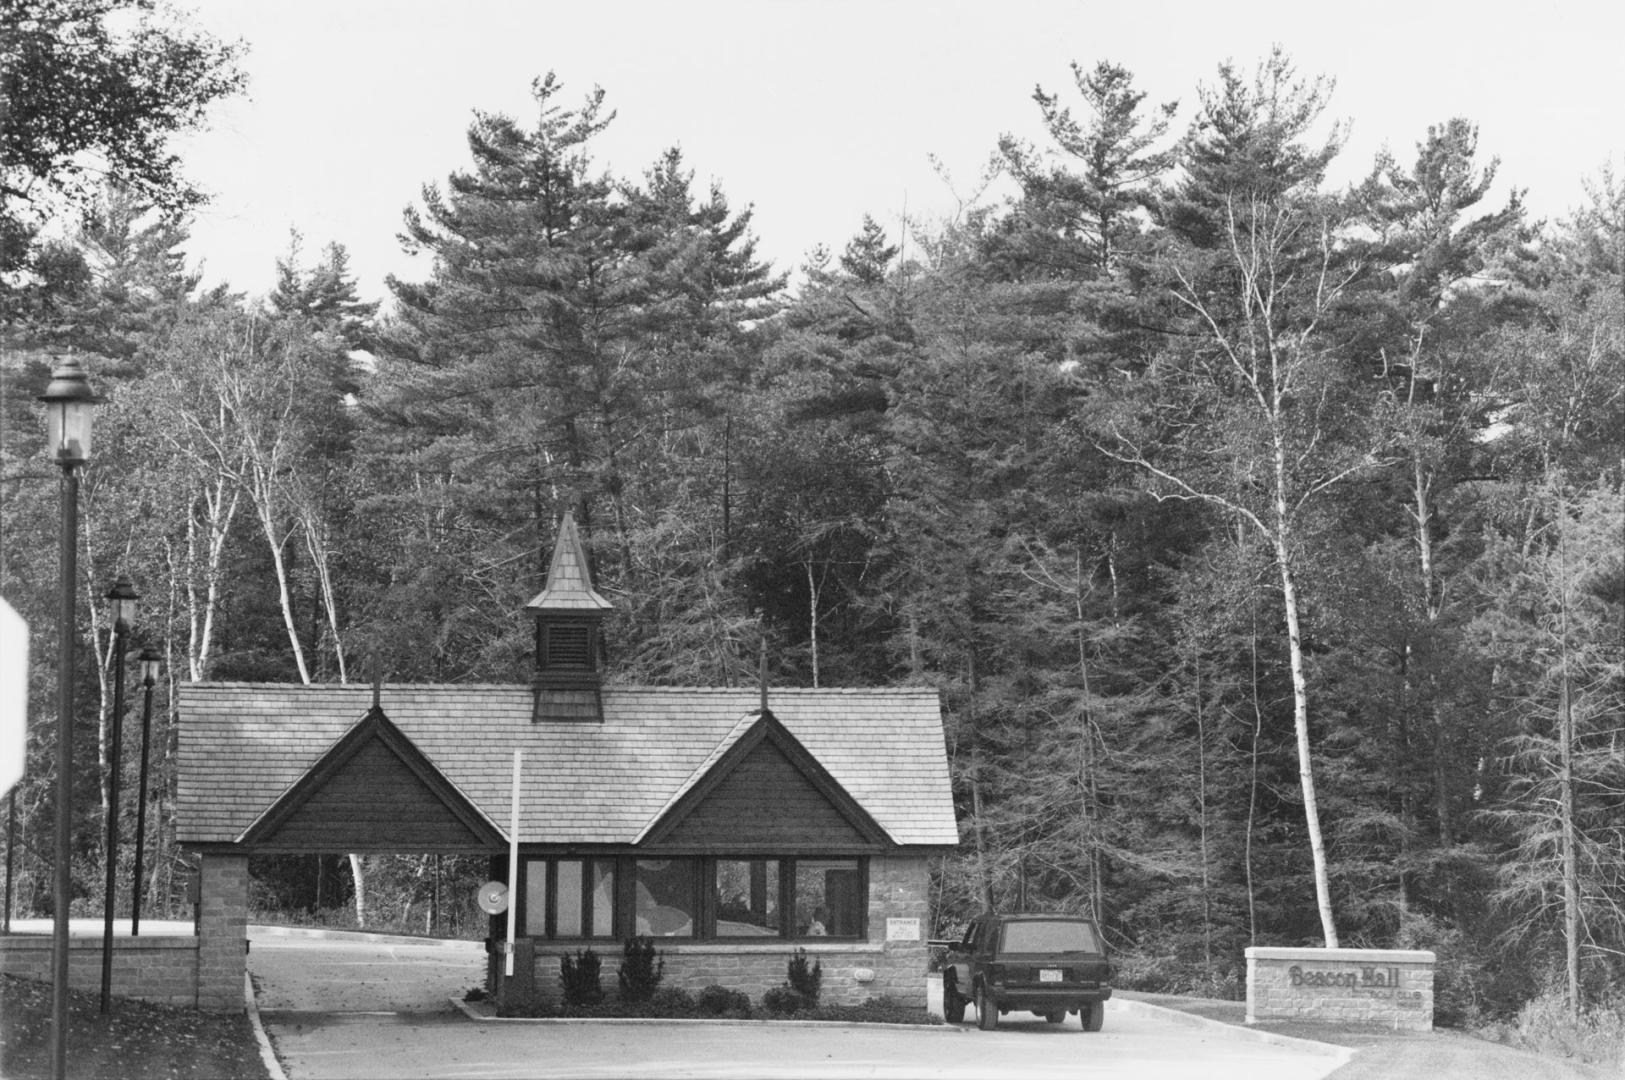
[182,682,938,694]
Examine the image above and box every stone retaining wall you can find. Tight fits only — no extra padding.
[0,934,201,1009]
[1246,947,1435,1031]
[513,939,920,1007]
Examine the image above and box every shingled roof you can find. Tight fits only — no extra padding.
[177,684,959,849]
[525,511,613,612]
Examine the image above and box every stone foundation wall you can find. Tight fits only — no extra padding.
[519,940,912,1007]
[1246,947,1435,1031]
[0,935,201,1009]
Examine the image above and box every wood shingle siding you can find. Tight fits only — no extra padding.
[657,740,869,849]
[250,740,492,851]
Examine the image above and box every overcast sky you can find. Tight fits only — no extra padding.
[174,0,1624,305]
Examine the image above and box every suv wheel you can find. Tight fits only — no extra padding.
[975,983,999,1031]
[1082,1001,1105,1032]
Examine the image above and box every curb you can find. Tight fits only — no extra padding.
[248,924,481,949]
[451,998,965,1031]
[244,971,289,1080]
[1113,997,1355,1061]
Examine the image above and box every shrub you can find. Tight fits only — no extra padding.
[807,996,940,1025]
[618,936,665,1003]
[1508,986,1625,1068]
[762,985,805,1016]
[787,948,822,1006]
[1396,913,1489,1028]
[697,984,752,1017]
[560,948,604,1006]
[648,986,696,1015]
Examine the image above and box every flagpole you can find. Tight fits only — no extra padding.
[506,749,521,977]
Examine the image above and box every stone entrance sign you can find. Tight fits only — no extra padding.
[1246,947,1435,1031]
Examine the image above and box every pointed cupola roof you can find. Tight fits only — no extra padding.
[526,510,613,613]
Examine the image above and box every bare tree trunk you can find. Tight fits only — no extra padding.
[1193,639,1213,969]
[1074,553,1103,926]
[1245,604,1264,946]
[1556,521,1580,1018]
[968,655,994,911]
[349,853,367,929]
[1276,540,1338,948]
[806,561,821,688]
[300,510,347,683]
[253,495,311,684]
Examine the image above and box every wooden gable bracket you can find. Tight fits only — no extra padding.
[640,708,892,848]
[237,705,505,849]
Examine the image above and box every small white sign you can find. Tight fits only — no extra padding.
[0,598,27,794]
[886,917,921,942]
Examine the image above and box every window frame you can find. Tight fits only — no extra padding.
[521,856,619,941]
[518,854,869,942]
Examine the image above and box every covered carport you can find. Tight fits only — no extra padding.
[182,696,505,1010]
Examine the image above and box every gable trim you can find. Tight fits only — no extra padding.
[236,706,506,848]
[637,709,892,847]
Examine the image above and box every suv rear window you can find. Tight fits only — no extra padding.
[998,920,1100,954]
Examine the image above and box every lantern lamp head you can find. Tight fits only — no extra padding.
[37,356,97,466]
[137,647,162,687]
[105,578,139,630]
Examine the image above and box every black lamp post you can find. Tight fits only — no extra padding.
[39,355,95,1080]
[100,578,137,1013]
[130,647,161,936]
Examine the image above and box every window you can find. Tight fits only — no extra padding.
[635,859,695,937]
[519,855,865,941]
[794,858,863,938]
[715,859,779,937]
[523,858,616,939]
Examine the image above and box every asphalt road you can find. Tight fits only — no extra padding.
[246,930,1350,1080]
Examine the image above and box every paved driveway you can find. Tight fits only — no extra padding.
[247,930,1350,1080]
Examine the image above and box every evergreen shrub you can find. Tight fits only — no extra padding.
[618,935,665,1002]
[787,947,823,1006]
[560,948,604,1006]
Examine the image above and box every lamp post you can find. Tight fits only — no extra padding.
[130,647,161,936]
[39,356,95,1080]
[100,578,137,1013]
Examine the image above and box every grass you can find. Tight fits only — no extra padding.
[0,975,271,1080]
[1124,990,1622,1080]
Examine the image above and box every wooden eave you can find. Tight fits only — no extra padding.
[638,709,891,849]
[236,706,506,850]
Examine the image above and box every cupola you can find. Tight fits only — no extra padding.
[527,510,613,722]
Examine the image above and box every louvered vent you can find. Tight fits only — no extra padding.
[546,624,591,668]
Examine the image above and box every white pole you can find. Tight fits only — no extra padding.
[506,749,521,977]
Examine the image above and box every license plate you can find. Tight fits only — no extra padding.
[1039,969,1062,983]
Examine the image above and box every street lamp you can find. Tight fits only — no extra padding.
[130,647,161,936]
[100,578,137,1013]
[38,355,95,1080]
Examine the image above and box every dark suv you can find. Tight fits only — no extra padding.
[935,913,1112,1031]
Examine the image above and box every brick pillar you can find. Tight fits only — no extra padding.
[195,853,248,1011]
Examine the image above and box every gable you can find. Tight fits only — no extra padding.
[642,710,888,851]
[239,708,503,853]
[657,740,868,849]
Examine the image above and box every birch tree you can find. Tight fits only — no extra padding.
[1105,190,1376,947]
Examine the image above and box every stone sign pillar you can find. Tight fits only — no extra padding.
[1246,947,1435,1031]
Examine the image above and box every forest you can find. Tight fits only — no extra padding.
[2,5,1621,1035]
